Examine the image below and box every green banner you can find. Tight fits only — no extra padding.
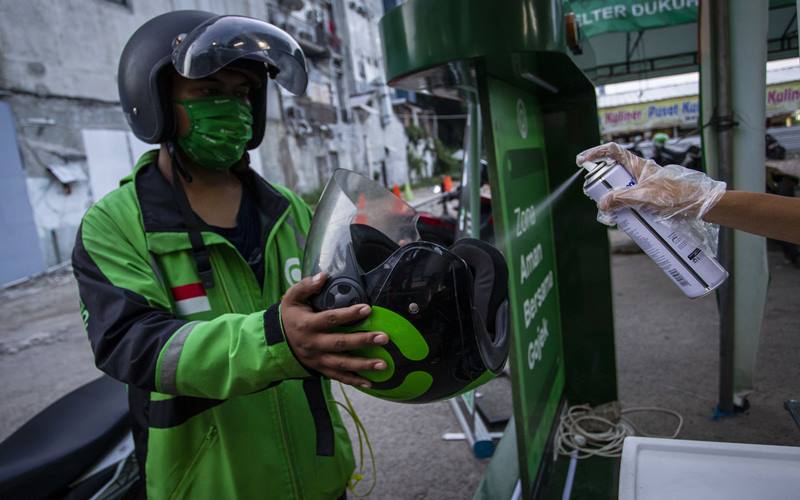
[566,0,793,38]
[564,0,698,37]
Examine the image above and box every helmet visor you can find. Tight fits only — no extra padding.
[304,169,420,278]
[171,15,308,95]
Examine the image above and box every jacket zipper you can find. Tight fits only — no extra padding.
[209,208,301,496]
[213,249,301,498]
[273,389,302,498]
[262,209,302,497]
[211,252,236,313]
[261,209,291,301]
[217,212,301,497]
[168,426,218,500]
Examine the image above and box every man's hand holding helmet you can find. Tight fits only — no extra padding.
[281,273,389,388]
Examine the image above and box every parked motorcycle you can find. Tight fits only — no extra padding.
[766,133,787,160]
[415,184,494,246]
[0,376,138,499]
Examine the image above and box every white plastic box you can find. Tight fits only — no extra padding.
[619,436,800,500]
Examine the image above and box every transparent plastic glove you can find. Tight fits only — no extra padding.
[576,142,727,256]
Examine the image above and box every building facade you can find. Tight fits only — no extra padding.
[0,0,409,280]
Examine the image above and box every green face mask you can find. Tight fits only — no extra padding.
[176,96,254,170]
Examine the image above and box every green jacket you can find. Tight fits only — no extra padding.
[72,151,354,499]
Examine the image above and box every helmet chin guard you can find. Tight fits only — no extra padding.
[303,169,510,403]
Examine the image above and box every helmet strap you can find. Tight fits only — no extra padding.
[167,141,215,289]
[167,141,193,183]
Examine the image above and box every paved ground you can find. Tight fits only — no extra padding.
[0,244,797,499]
[613,249,800,446]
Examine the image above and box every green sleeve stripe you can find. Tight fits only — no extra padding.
[157,321,201,394]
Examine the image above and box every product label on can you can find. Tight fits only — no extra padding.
[583,159,727,297]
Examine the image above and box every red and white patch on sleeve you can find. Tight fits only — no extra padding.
[171,282,211,316]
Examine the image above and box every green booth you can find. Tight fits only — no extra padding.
[380,1,619,498]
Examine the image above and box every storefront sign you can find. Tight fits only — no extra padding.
[600,96,699,134]
[767,81,800,117]
[599,80,800,134]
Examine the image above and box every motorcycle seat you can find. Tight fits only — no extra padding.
[0,375,130,498]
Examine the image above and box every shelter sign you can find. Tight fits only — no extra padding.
[564,0,698,37]
[566,0,794,39]
[484,77,565,488]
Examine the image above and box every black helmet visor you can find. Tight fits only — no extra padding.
[171,15,308,95]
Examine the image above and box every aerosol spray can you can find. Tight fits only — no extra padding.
[580,158,728,299]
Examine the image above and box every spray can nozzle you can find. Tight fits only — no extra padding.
[579,159,609,175]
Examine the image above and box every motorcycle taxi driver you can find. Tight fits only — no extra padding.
[72,10,385,499]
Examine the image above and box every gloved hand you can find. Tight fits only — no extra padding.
[576,142,728,255]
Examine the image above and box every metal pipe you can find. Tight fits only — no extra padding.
[448,398,476,448]
[455,61,482,240]
[467,96,482,240]
[711,0,736,414]
[561,452,578,500]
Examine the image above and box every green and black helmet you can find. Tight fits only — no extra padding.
[304,170,510,403]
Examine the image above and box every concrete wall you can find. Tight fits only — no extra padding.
[0,0,410,270]
[269,0,409,194]
[0,0,268,102]
[336,0,408,186]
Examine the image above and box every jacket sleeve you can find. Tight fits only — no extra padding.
[72,205,309,400]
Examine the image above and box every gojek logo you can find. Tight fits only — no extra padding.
[284,257,302,285]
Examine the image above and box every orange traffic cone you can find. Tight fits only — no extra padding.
[443,175,453,193]
[392,184,402,198]
[354,192,368,224]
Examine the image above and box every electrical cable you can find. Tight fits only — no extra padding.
[554,403,684,460]
[336,382,377,497]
